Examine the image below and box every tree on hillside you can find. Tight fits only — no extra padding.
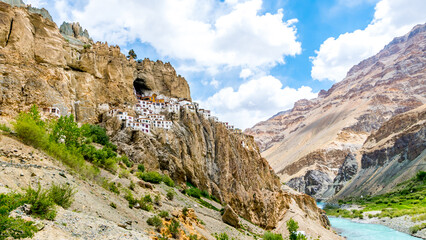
[128,49,137,59]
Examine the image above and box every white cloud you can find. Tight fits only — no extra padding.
[199,76,317,129]
[55,0,301,71]
[210,79,220,88]
[239,68,253,79]
[311,0,426,82]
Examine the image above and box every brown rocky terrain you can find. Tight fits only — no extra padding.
[0,2,340,239]
[245,23,426,199]
[332,104,426,198]
[0,1,190,123]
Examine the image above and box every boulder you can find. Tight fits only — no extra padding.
[221,205,240,228]
[137,180,153,189]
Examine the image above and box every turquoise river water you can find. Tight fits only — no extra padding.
[317,202,421,240]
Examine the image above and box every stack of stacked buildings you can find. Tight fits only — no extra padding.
[108,93,242,134]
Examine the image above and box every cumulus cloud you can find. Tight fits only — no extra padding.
[55,0,301,71]
[311,0,426,82]
[239,68,253,79]
[199,76,317,129]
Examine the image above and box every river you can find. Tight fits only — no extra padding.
[317,202,422,240]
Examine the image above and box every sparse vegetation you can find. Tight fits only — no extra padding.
[263,231,283,240]
[83,44,91,49]
[0,192,39,239]
[103,180,120,195]
[12,106,131,178]
[137,171,163,184]
[48,183,75,209]
[129,181,135,191]
[166,188,175,201]
[189,234,199,240]
[326,171,426,220]
[154,194,161,205]
[182,207,189,217]
[167,218,180,238]
[162,174,175,187]
[147,216,163,231]
[0,123,11,133]
[109,202,117,209]
[23,185,57,220]
[410,223,426,234]
[213,232,235,240]
[137,164,145,172]
[159,210,169,218]
[119,169,130,178]
[286,218,307,240]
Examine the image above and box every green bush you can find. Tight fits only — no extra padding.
[103,181,120,195]
[286,218,307,240]
[159,211,169,218]
[162,175,175,187]
[168,218,180,238]
[110,202,117,209]
[129,181,135,191]
[50,115,81,148]
[184,187,202,199]
[81,124,109,145]
[120,156,132,168]
[140,201,153,212]
[124,191,138,208]
[13,111,48,149]
[0,192,40,238]
[0,215,39,239]
[138,171,163,184]
[147,216,162,231]
[189,234,199,240]
[263,231,283,240]
[138,164,145,172]
[143,194,152,203]
[23,185,56,220]
[182,207,188,217]
[48,183,75,209]
[13,106,99,179]
[410,223,426,234]
[417,171,426,182]
[154,194,161,205]
[214,232,231,240]
[0,123,11,133]
[199,199,219,211]
[166,189,175,201]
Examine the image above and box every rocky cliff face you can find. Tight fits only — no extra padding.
[0,3,339,238]
[333,105,426,198]
[245,23,426,198]
[0,2,190,122]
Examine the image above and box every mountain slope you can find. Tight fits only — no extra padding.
[332,104,426,198]
[245,23,426,198]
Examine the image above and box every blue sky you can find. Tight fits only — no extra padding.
[26,0,426,129]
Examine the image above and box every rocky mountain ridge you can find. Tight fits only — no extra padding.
[245,23,426,199]
[0,2,339,239]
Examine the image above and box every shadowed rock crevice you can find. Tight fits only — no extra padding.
[5,18,12,46]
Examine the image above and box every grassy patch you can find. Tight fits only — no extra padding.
[410,223,426,234]
[137,171,163,184]
[12,106,130,179]
[48,183,75,209]
[327,171,426,219]
[263,231,284,240]
[146,216,162,231]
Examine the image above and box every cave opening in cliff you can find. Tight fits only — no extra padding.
[133,78,151,96]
